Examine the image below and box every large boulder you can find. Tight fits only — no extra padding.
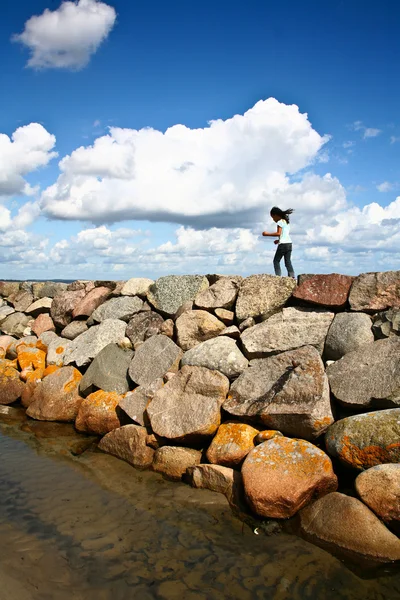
[152,446,202,480]
[181,336,248,378]
[46,335,71,367]
[349,270,400,312]
[128,335,182,387]
[325,409,400,470]
[147,275,209,317]
[26,366,83,422]
[121,278,154,297]
[0,359,25,405]
[63,319,127,367]
[194,278,240,310]
[147,365,229,443]
[88,296,143,324]
[60,320,88,340]
[125,312,164,346]
[326,338,400,409]
[324,312,374,360]
[25,297,53,318]
[224,346,333,440]
[72,286,112,318]
[206,422,258,467]
[79,343,134,396]
[50,285,92,328]
[98,425,154,469]
[299,492,400,564]
[0,281,20,298]
[9,289,34,312]
[241,308,334,359]
[242,437,337,518]
[355,464,400,525]
[75,390,124,435]
[118,379,163,426]
[98,424,154,469]
[175,310,225,350]
[235,274,296,322]
[31,313,56,337]
[372,308,400,339]
[0,312,32,338]
[32,281,67,299]
[0,305,15,323]
[292,274,354,309]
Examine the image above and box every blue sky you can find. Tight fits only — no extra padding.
[0,0,399,280]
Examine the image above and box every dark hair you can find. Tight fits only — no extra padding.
[270,206,294,223]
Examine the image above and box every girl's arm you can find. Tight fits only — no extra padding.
[262,226,282,237]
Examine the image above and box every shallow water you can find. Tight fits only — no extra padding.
[0,409,400,600]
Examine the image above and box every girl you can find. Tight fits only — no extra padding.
[262,207,295,278]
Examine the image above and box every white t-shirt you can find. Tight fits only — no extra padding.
[277,219,292,244]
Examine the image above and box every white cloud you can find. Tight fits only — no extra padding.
[0,123,57,198]
[390,136,400,144]
[13,0,116,70]
[343,141,355,149]
[41,98,338,228]
[377,181,393,193]
[364,127,381,139]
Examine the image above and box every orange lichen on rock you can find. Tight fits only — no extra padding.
[206,422,259,467]
[255,430,284,444]
[63,367,82,393]
[17,346,46,372]
[43,365,60,377]
[25,369,45,383]
[56,346,64,355]
[340,435,400,470]
[0,359,25,405]
[36,340,48,353]
[75,390,123,435]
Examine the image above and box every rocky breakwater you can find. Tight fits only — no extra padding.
[1,271,400,565]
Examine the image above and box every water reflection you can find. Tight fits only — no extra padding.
[0,408,399,600]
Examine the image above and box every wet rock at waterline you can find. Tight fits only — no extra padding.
[175,310,226,350]
[147,365,229,442]
[355,464,400,525]
[225,346,333,440]
[98,424,154,469]
[242,437,337,519]
[63,319,127,367]
[26,366,82,422]
[299,492,400,564]
[206,422,259,467]
[119,379,163,426]
[0,359,25,405]
[326,338,400,409]
[79,343,134,396]
[235,274,296,322]
[187,464,240,497]
[128,335,182,387]
[324,312,374,360]
[152,446,202,481]
[75,389,124,435]
[240,308,334,358]
[181,336,248,378]
[325,409,400,470]
[147,275,209,317]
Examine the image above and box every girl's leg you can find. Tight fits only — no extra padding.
[273,245,284,276]
[283,245,295,278]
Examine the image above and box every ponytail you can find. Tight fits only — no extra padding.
[270,206,294,223]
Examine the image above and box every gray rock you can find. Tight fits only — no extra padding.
[98,424,154,470]
[224,346,333,440]
[121,278,154,297]
[373,308,400,339]
[181,336,248,378]
[194,277,240,310]
[10,290,34,312]
[241,307,334,359]
[152,446,202,481]
[32,281,68,299]
[0,312,32,338]
[238,317,255,332]
[175,310,226,351]
[63,319,127,367]
[147,365,229,442]
[61,320,89,340]
[0,281,20,299]
[46,335,71,366]
[218,325,240,340]
[324,312,374,360]
[79,343,134,396]
[0,305,15,324]
[118,379,163,426]
[25,297,53,318]
[325,409,400,470]
[299,492,400,564]
[236,274,296,322]
[128,334,182,387]
[173,300,193,321]
[349,270,400,312]
[89,296,143,324]
[326,338,400,409]
[147,275,209,317]
[125,312,164,346]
